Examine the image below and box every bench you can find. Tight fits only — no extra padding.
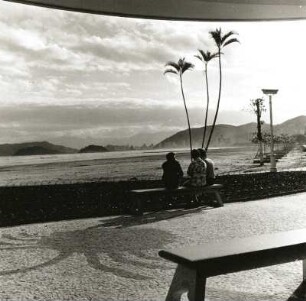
[129,184,224,215]
[159,229,306,301]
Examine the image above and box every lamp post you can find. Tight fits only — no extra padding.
[262,89,278,172]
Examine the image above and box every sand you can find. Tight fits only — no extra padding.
[0,147,305,187]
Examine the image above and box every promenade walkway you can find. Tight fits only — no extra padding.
[1,192,306,300]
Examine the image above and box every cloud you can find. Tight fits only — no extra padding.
[0,102,254,147]
[0,2,306,146]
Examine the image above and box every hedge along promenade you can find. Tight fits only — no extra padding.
[0,171,306,227]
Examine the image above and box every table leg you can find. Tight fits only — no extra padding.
[165,264,206,301]
[287,260,306,300]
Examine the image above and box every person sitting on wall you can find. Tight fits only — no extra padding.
[183,149,207,207]
[185,149,207,187]
[162,152,184,189]
[198,148,215,185]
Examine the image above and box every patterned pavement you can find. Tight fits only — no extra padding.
[1,192,306,300]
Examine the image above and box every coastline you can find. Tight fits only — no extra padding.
[0,146,305,187]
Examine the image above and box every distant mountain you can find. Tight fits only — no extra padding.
[14,146,60,156]
[125,130,177,146]
[1,116,305,153]
[274,115,306,135]
[0,141,77,156]
[155,115,306,148]
[79,145,108,153]
[50,130,176,148]
[155,124,255,148]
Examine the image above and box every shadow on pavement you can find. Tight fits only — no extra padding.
[99,205,211,229]
[0,219,180,280]
[287,280,306,301]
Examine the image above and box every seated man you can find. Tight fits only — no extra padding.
[198,148,215,185]
[162,152,183,189]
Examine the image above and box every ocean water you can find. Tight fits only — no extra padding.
[0,146,258,186]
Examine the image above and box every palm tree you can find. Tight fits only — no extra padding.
[205,28,239,150]
[195,50,218,148]
[164,58,194,160]
[250,98,265,166]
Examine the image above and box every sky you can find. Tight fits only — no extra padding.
[0,1,306,148]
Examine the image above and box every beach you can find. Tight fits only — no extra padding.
[0,146,305,187]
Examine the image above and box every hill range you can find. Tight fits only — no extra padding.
[0,141,77,156]
[0,116,305,156]
[155,115,306,149]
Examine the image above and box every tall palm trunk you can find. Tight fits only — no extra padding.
[206,48,222,150]
[180,71,193,161]
[202,63,210,148]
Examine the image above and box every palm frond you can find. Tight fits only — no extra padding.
[164,57,193,75]
[164,69,178,75]
[197,50,218,63]
[221,31,237,44]
[223,38,240,47]
[196,49,205,60]
[202,51,210,61]
[196,50,209,62]
[194,54,203,62]
[165,61,180,72]
[210,28,222,36]
[198,49,205,57]
[209,28,222,46]
[182,62,194,74]
[207,51,219,61]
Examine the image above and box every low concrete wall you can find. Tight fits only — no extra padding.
[219,171,306,202]
[0,171,306,227]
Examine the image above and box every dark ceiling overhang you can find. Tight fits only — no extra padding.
[3,0,306,21]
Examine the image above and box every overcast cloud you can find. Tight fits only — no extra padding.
[0,1,305,147]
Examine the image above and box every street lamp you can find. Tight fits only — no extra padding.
[262,89,278,172]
